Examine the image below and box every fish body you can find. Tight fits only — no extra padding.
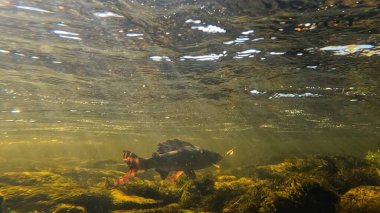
[117,139,222,184]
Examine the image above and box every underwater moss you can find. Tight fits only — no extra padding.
[0,155,378,212]
[0,171,67,186]
[365,149,380,167]
[111,203,183,213]
[53,203,87,213]
[117,178,181,204]
[339,186,380,213]
[221,176,339,213]
[222,183,276,213]
[215,176,256,192]
[239,155,380,193]
[318,156,380,193]
[62,190,114,213]
[179,178,215,210]
[274,178,338,213]
[0,168,116,212]
[111,189,160,209]
[210,176,260,212]
[0,185,56,211]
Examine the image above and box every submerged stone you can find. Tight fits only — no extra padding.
[112,203,182,213]
[0,155,378,212]
[222,183,275,213]
[339,186,380,213]
[238,155,380,193]
[179,178,215,209]
[54,203,86,213]
[365,149,380,167]
[117,178,181,204]
[220,177,338,213]
[111,189,159,209]
[273,178,338,213]
[63,191,114,213]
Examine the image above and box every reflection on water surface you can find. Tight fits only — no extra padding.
[0,0,379,166]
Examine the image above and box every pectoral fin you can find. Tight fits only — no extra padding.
[155,169,170,180]
[168,171,184,182]
[115,169,138,185]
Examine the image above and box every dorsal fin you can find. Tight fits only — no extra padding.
[156,139,195,154]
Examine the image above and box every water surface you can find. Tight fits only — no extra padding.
[0,0,379,167]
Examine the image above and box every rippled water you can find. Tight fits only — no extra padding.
[0,0,379,166]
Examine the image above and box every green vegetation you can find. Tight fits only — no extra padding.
[0,155,379,212]
[339,186,380,213]
[54,204,86,213]
[366,149,380,167]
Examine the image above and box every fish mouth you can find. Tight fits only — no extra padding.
[214,153,223,163]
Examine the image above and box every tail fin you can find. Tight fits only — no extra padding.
[122,150,143,169]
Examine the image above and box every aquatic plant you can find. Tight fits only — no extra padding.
[53,203,86,213]
[117,178,181,204]
[365,149,380,167]
[61,190,114,212]
[179,178,215,209]
[273,177,338,213]
[339,186,380,213]
[0,155,378,212]
[111,189,158,207]
[221,182,275,213]
[239,155,380,193]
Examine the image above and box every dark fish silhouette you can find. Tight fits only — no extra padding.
[116,139,222,185]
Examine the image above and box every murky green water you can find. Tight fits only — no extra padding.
[0,0,379,167]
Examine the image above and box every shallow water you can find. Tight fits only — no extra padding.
[0,0,379,167]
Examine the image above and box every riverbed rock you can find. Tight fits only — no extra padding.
[179,178,215,209]
[220,177,338,213]
[54,204,86,213]
[339,186,380,213]
[272,178,338,213]
[116,178,181,204]
[237,155,380,193]
[365,149,380,167]
[0,155,378,212]
[111,189,160,209]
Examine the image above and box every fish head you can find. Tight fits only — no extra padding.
[187,149,223,170]
[203,150,223,164]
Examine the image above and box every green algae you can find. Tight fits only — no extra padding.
[273,178,338,213]
[366,149,380,167]
[240,155,380,193]
[0,155,379,212]
[179,178,215,209]
[54,204,86,213]
[339,186,380,213]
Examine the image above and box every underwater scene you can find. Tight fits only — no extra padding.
[0,0,379,212]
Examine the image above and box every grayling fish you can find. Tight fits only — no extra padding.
[116,139,222,185]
